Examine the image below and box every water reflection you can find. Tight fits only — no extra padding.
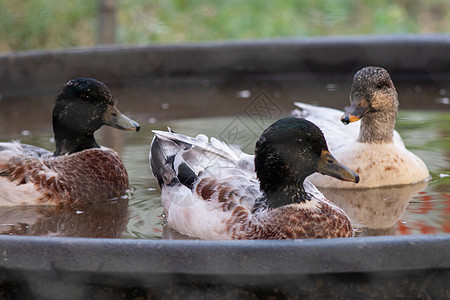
[0,111,448,239]
[0,199,128,238]
[319,182,428,236]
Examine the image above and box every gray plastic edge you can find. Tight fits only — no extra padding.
[1,234,449,276]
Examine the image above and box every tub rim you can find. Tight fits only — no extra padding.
[1,233,449,276]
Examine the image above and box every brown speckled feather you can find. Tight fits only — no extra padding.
[229,200,353,239]
[195,176,257,209]
[0,148,128,205]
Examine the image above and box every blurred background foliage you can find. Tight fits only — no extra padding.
[0,0,449,53]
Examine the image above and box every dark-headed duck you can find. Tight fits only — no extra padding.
[150,117,359,239]
[0,78,140,205]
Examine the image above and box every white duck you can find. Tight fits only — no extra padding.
[150,118,359,240]
[293,66,430,188]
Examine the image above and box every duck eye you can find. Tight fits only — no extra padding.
[111,113,118,117]
[376,83,383,89]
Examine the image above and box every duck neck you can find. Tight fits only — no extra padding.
[53,129,99,156]
[256,155,310,208]
[358,108,397,144]
[263,182,310,209]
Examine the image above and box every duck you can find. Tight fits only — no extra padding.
[0,78,140,206]
[149,117,359,240]
[292,66,430,188]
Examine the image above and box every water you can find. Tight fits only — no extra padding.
[0,111,448,239]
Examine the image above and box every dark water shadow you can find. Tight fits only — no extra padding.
[0,199,129,238]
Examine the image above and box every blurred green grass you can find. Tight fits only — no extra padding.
[1,0,449,53]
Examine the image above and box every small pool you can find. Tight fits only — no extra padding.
[1,37,450,299]
[1,105,448,239]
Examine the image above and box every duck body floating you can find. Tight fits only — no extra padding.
[0,78,140,206]
[150,117,359,240]
[293,66,430,188]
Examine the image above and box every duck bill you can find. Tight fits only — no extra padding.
[103,104,140,132]
[317,150,359,183]
[340,97,370,125]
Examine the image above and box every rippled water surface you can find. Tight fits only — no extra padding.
[0,111,449,239]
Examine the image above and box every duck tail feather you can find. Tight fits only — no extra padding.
[150,131,200,188]
[152,130,240,163]
[150,135,181,187]
[294,102,344,118]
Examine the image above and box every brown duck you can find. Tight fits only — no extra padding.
[0,78,140,205]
